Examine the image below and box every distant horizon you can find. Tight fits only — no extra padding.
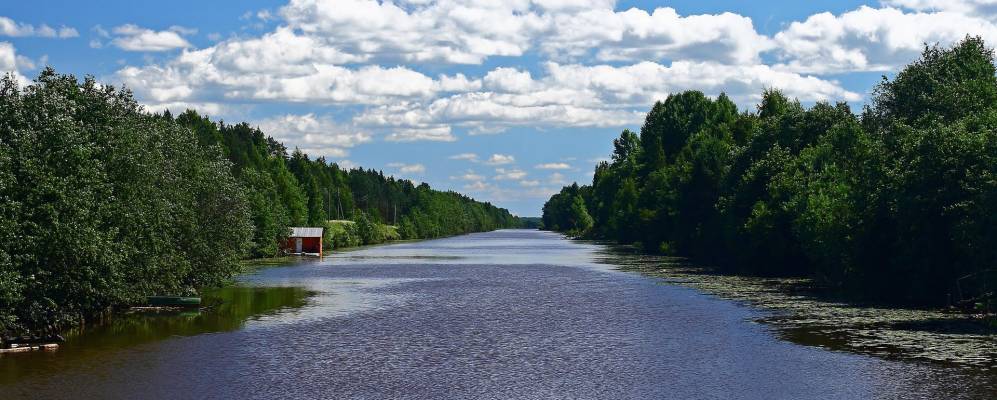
[3,0,993,215]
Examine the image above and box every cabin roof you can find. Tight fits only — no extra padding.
[289,227,324,238]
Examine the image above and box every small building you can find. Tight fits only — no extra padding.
[282,227,325,256]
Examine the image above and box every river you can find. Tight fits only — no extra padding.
[1,229,994,399]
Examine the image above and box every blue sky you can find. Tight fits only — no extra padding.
[2,0,994,216]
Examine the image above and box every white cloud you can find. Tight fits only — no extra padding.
[116,42,445,108]
[0,16,77,38]
[1,42,32,86]
[296,146,349,158]
[255,113,372,159]
[773,5,997,73]
[493,168,527,180]
[110,1,864,137]
[385,126,455,142]
[519,179,541,187]
[467,125,508,135]
[257,10,275,22]
[353,59,856,135]
[141,101,228,116]
[535,162,571,170]
[484,154,515,165]
[112,24,192,51]
[275,1,774,66]
[388,162,426,174]
[438,73,482,92]
[279,0,547,65]
[543,61,860,106]
[463,180,494,191]
[483,68,536,93]
[0,42,17,70]
[883,0,997,16]
[449,153,479,162]
[541,7,773,64]
[451,170,485,181]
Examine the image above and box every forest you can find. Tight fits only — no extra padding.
[543,37,997,307]
[174,109,519,256]
[0,69,517,336]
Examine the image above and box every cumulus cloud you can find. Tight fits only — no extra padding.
[274,1,773,66]
[451,170,485,181]
[279,0,546,65]
[111,24,192,51]
[0,16,77,38]
[109,0,868,140]
[449,153,479,162]
[773,5,997,73]
[116,42,449,108]
[255,113,372,159]
[535,162,571,170]
[354,60,856,135]
[385,126,455,142]
[0,42,30,86]
[493,168,528,180]
[541,7,772,64]
[484,154,516,165]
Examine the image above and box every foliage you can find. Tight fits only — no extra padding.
[0,70,252,335]
[542,37,997,306]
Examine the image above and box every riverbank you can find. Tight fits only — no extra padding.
[594,242,997,368]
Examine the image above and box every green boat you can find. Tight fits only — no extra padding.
[146,296,201,307]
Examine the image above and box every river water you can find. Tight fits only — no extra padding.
[1,229,994,399]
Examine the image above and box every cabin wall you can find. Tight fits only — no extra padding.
[281,236,323,256]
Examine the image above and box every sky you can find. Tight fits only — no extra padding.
[2,0,996,216]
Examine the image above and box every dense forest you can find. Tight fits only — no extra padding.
[174,109,518,256]
[0,69,517,336]
[543,38,997,307]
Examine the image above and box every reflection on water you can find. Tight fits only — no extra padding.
[0,285,311,385]
[1,230,996,399]
[599,244,997,369]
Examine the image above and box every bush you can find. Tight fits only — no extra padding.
[0,70,252,335]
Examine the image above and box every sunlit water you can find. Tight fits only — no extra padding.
[1,230,994,399]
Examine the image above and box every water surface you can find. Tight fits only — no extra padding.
[1,230,994,399]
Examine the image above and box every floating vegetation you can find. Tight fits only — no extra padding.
[598,246,997,369]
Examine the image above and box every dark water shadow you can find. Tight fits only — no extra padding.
[591,243,997,370]
[0,285,312,385]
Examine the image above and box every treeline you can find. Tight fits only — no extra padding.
[174,110,518,256]
[543,38,997,306]
[0,68,516,335]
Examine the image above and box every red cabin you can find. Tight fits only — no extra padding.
[282,227,324,256]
